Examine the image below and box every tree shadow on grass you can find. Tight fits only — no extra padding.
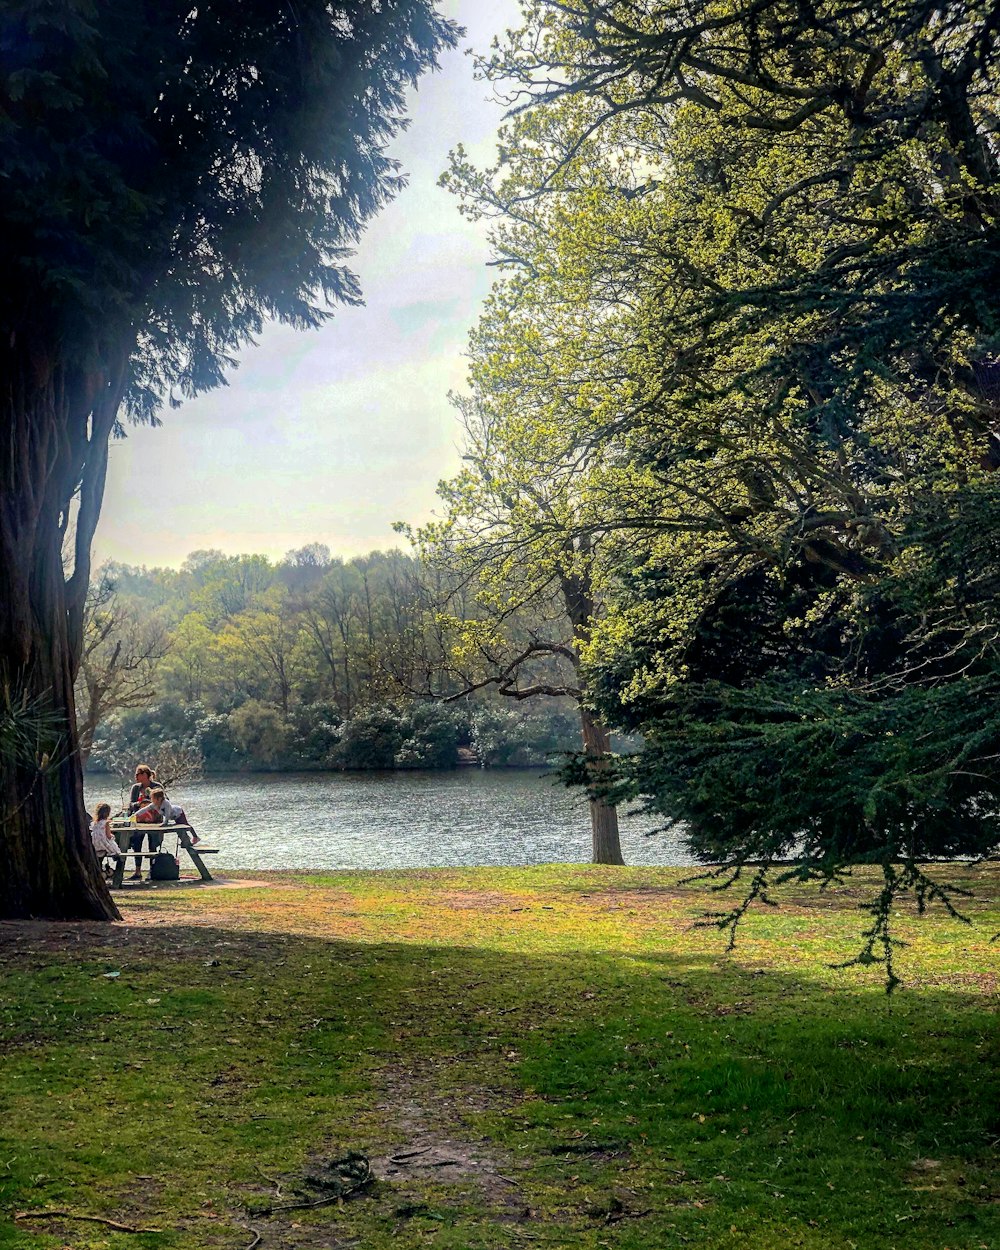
[0,920,996,1249]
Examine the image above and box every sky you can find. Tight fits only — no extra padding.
[93,0,523,571]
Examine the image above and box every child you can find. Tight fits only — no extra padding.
[90,803,123,877]
[129,787,164,880]
[137,787,201,844]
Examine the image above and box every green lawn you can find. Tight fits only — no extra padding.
[0,864,996,1249]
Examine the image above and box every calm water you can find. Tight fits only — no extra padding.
[84,770,695,870]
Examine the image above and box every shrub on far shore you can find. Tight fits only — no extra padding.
[88,696,582,774]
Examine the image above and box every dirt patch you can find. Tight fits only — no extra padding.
[576,885,697,909]
[0,918,132,955]
[232,1073,532,1248]
[113,876,273,892]
[369,1065,530,1217]
[435,890,531,912]
[0,915,290,960]
[374,1130,521,1206]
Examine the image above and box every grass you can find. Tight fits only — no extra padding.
[0,863,996,1249]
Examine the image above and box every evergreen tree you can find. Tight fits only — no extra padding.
[0,0,456,918]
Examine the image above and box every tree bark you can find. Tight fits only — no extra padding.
[560,557,625,867]
[0,345,125,920]
[580,707,624,866]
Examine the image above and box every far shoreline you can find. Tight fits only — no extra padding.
[83,762,563,776]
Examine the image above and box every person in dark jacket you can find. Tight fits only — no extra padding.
[126,764,157,879]
[126,764,153,815]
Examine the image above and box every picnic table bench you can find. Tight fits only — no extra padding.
[109,822,219,887]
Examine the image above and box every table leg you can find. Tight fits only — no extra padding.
[177,829,213,882]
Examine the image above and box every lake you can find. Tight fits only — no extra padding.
[84,769,696,870]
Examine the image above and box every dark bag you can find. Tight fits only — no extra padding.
[150,852,180,881]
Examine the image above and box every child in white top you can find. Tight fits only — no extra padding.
[90,803,122,874]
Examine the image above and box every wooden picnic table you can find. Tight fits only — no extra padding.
[109,822,219,886]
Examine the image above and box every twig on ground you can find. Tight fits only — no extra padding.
[15,1210,162,1234]
[241,1226,263,1250]
[254,1163,284,1197]
[608,1207,653,1224]
[389,1147,431,1164]
[256,1193,340,1216]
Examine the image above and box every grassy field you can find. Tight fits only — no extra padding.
[0,864,996,1249]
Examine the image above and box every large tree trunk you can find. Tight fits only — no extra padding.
[580,707,624,866]
[0,346,126,920]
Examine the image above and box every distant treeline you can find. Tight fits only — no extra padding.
[81,545,582,773]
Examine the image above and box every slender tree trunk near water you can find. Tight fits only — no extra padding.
[559,560,625,867]
[580,706,624,866]
[0,344,126,920]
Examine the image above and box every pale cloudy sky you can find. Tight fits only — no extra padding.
[94,0,522,570]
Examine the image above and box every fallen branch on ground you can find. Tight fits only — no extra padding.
[15,1210,163,1234]
[389,1146,431,1164]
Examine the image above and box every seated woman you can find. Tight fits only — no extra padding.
[126,764,153,815]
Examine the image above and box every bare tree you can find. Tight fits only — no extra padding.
[99,742,204,815]
[76,574,168,766]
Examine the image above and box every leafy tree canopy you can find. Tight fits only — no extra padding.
[446,0,1000,978]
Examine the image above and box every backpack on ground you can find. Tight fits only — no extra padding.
[150,852,180,881]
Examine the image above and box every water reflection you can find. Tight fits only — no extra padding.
[85,769,696,870]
